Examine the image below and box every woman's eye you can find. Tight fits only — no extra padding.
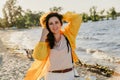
[55,21,59,24]
[49,22,53,25]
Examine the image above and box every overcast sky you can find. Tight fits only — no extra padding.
[0,0,120,18]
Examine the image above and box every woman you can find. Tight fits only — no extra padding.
[24,11,82,80]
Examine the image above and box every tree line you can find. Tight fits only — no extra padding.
[82,6,118,22]
[0,0,119,29]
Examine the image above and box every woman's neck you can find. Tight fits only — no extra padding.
[54,33,61,42]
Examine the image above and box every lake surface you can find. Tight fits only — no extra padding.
[76,17,120,58]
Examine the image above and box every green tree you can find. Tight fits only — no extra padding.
[109,7,117,19]
[89,6,99,21]
[0,18,3,28]
[15,15,26,28]
[24,9,33,27]
[82,13,89,22]
[2,4,10,28]
[106,7,117,20]
[49,6,62,12]
[106,11,110,20]
[99,9,105,20]
[2,0,23,27]
[24,9,44,27]
[33,11,45,26]
[0,18,9,29]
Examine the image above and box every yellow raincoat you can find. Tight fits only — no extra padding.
[24,11,82,80]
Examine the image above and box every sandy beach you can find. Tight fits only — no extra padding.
[0,28,120,80]
[0,31,32,80]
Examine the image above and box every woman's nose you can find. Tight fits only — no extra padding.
[53,23,57,27]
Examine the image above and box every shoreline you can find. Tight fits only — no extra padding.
[0,29,120,80]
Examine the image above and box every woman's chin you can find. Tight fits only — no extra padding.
[51,30,58,34]
[53,31,59,34]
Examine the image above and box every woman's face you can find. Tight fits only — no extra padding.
[48,16,62,34]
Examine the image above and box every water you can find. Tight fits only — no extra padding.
[76,17,120,58]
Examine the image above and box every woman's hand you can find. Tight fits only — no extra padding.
[40,28,49,42]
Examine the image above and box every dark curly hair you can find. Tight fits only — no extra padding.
[44,12,63,49]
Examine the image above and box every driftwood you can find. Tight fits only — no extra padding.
[76,60,114,77]
[6,47,34,61]
[24,49,34,61]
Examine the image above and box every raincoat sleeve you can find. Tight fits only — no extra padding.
[62,12,82,63]
[32,42,49,60]
[24,42,50,80]
[63,11,82,49]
